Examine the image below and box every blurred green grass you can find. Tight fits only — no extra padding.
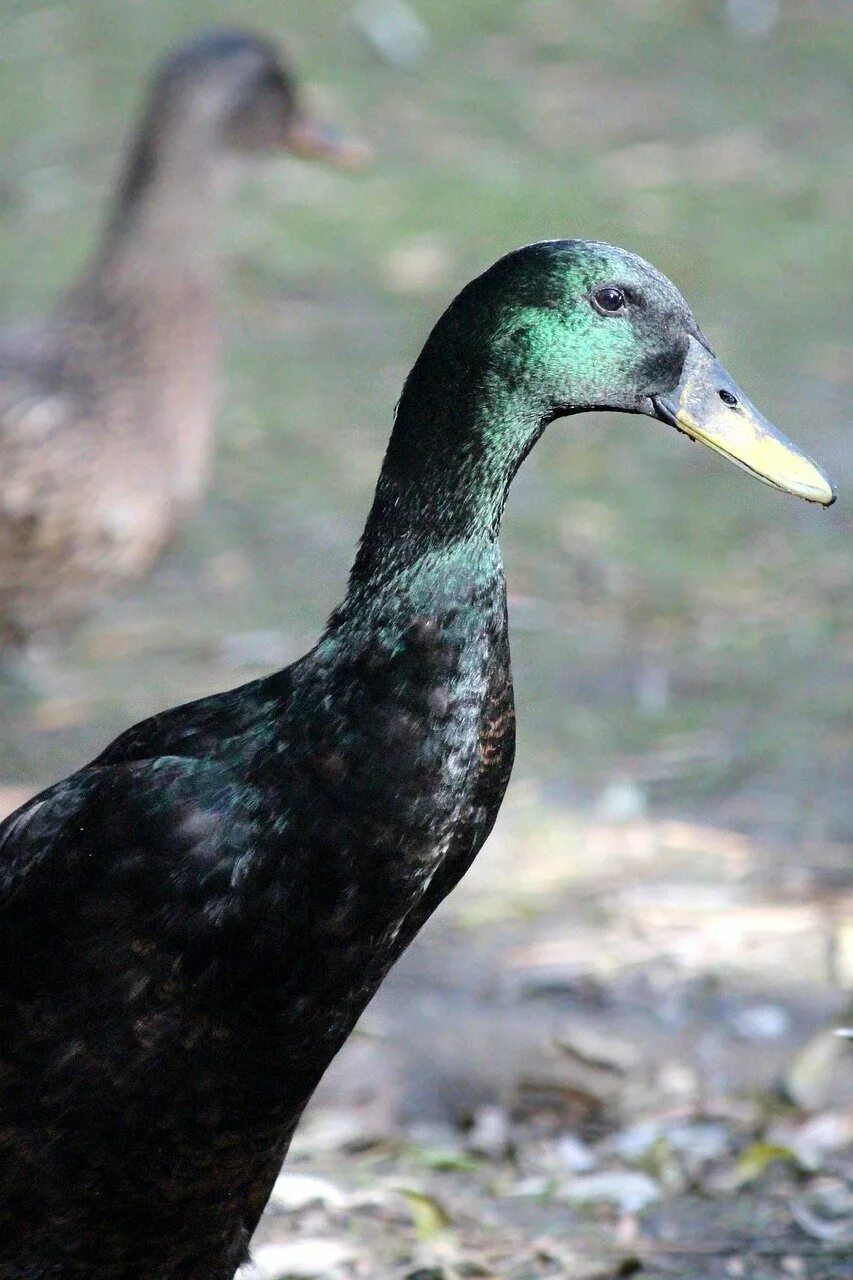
[0,0,850,838]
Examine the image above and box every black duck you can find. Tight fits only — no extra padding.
[0,240,834,1278]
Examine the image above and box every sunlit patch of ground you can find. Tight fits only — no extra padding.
[255,795,853,1278]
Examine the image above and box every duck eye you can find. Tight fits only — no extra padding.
[592,285,626,314]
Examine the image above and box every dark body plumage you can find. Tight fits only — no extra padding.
[0,593,513,1276]
[0,240,831,1278]
[0,447,515,1275]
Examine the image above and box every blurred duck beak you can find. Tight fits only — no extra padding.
[652,338,836,506]
[284,114,371,170]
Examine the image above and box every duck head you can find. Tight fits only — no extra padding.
[356,241,835,590]
[139,29,367,171]
[468,240,835,505]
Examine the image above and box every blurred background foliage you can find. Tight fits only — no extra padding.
[0,0,849,835]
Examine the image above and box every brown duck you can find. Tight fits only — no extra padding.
[0,30,363,649]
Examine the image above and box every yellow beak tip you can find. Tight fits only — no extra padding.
[795,465,836,507]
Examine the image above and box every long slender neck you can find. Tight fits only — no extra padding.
[346,313,552,613]
[85,104,225,291]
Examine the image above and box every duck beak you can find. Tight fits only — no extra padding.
[283,114,371,170]
[652,337,836,506]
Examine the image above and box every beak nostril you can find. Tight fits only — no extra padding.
[719,389,738,407]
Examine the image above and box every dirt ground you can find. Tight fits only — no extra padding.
[240,793,853,1279]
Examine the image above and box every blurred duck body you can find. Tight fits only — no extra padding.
[0,30,359,648]
[0,241,833,1278]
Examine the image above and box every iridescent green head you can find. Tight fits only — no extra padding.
[395,239,834,507]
